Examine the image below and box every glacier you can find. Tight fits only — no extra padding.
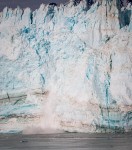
[0,0,132,133]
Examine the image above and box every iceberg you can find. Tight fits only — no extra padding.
[0,0,132,133]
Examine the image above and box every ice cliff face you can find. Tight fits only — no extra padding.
[0,0,132,133]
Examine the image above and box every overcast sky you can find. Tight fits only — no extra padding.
[0,0,69,11]
[0,0,130,12]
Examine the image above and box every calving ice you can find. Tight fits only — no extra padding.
[0,0,132,133]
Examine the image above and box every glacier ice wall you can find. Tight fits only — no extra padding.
[0,0,132,133]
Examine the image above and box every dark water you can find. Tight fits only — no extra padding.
[0,133,132,150]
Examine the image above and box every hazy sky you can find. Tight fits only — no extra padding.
[0,0,130,12]
[0,0,69,11]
